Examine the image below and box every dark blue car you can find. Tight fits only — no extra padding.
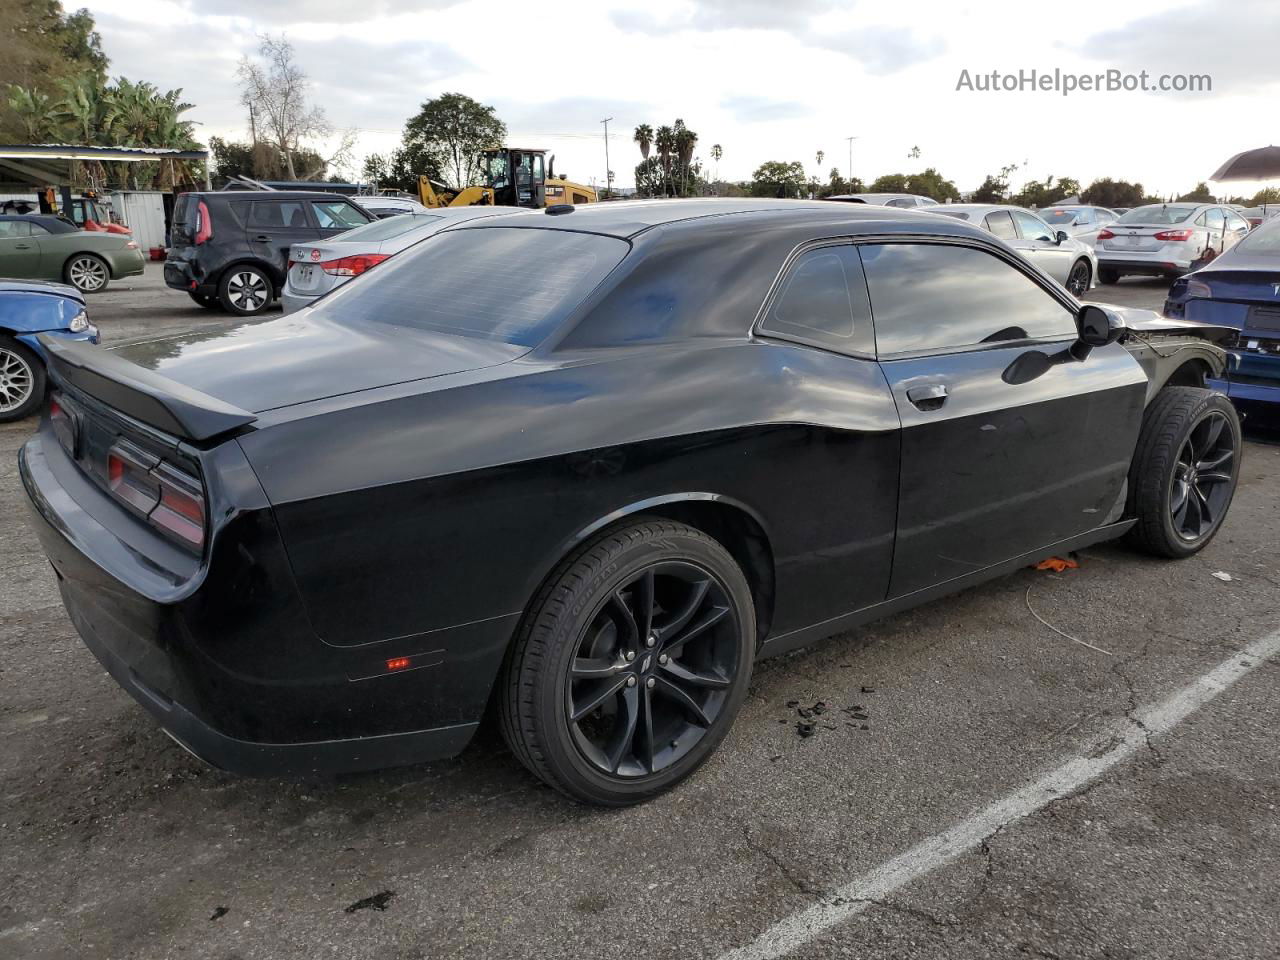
[1166,216,1280,408]
[0,279,99,422]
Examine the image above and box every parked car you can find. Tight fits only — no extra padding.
[1165,213,1280,408]
[1237,205,1280,228]
[0,214,145,293]
[352,194,433,218]
[163,190,373,316]
[824,193,939,208]
[928,203,1098,295]
[0,279,98,421]
[23,200,1240,806]
[282,206,526,314]
[1038,204,1120,248]
[1095,203,1250,282]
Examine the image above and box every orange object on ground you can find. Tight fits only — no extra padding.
[1034,556,1079,572]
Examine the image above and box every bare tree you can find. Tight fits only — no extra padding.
[237,35,330,180]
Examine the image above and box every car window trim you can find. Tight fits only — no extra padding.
[853,235,1081,361]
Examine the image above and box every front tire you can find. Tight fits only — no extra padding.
[1066,258,1092,296]
[1098,267,1120,284]
[1126,387,1241,558]
[499,519,756,806]
[188,290,223,310]
[0,336,46,422]
[218,265,273,316]
[64,253,110,293]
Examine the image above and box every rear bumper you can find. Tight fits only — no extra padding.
[111,249,147,279]
[280,290,317,315]
[1210,350,1280,405]
[1096,256,1189,276]
[19,426,491,776]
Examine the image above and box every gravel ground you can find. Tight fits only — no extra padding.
[1,266,1278,960]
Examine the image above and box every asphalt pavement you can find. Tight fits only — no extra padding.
[1,266,1277,960]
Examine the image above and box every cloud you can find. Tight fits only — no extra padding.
[493,97,659,134]
[720,96,814,123]
[1076,0,1280,93]
[807,26,947,75]
[612,0,838,34]
[178,0,461,25]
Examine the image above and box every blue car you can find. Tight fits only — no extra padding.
[0,279,99,422]
[1166,216,1280,409]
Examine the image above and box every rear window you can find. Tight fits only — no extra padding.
[336,214,442,244]
[1117,205,1197,225]
[310,227,629,346]
[1041,209,1078,224]
[1237,217,1280,254]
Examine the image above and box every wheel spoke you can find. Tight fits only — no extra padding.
[1197,414,1225,456]
[1197,448,1233,473]
[660,604,728,657]
[653,676,712,727]
[571,657,625,680]
[605,684,640,773]
[1170,477,1189,516]
[638,687,655,774]
[607,591,640,646]
[1181,486,1202,535]
[635,568,655,639]
[660,659,731,689]
[570,675,628,722]
[1192,485,1213,529]
[654,579,710,644]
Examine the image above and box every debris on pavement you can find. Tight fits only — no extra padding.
[209,906,229,922]
[344,890,396,914]
[1034,554,1079,572]
[1212,571,1235,582]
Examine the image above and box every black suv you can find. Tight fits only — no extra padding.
[165,191,372,315]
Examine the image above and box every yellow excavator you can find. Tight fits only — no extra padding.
[418,147,598,209]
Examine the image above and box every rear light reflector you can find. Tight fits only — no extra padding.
[106,441,206,549]
[194,200,212,245]
[320,253,390,276]
[49,393,78,456]
[125,241,139,249]
[1096,229,1115,240]
[1185,279,1212,298]
[1154,229,1193,241]
[386,657,411,671]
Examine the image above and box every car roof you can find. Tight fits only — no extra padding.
[196,190,363,202]
[448,198,947,240]
[0,213,77,232]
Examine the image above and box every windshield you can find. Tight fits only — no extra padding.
[1041,209,1079,224]
[310,227,629,346]
[1236,217,1280,255]
[335,213,442,243]
[1117,205,1198,225]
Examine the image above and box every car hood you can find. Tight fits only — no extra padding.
[1096,303,1237,345]
[0,278,85,302]
[109,311,527,413]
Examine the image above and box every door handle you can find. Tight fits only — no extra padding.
[14,243,31,249]
[906,383,949,411]
[254,234,272,242]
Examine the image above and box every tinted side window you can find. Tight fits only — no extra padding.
[759,245,874,355]
[983,210,1017,239]
[247,201,308,228]
[886,198,913,208]
[313,200,369,229]
[860,243,1077,355]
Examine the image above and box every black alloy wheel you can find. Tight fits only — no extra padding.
[1066,259,1092,296]
[499,519,755,806]
[1127,386,1241,558]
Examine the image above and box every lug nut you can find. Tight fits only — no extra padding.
[626,676,637,687]
[646,677,656,689]
[658,654,669,665]
[646,634,657,648]
[624,650,636,662]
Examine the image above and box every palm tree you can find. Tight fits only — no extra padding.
[655,125,675,196]
[816,150,824,168]
[633,123,653,161]
[6,86,59,141]
[674,119,697,196]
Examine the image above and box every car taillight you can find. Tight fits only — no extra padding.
[194,200,212,245]
[125,240,139,249]
[1154,229,1193,241]
[1184,279,1212,299]
[107,441,206,549]
[49,393,78,456]
[320,253,390,276]
[1096,228,1115,240]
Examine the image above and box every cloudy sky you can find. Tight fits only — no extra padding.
[83,0,1279,196]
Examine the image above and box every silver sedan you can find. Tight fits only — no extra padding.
[927,203,1098,295]
[281,206,526,314]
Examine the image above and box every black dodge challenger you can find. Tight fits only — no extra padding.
[21,199,1241,805]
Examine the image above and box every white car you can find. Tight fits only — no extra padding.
[823,193,940,209]
[928,203,1098,295]
[1038,204,1119,248]
[281,206,524,314]
[352,194,433,218]
[1095,203,1250,283]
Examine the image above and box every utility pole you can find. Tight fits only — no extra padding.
[845,135,859,183]
[601,116,613,199]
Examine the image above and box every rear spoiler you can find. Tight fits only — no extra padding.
[39,335,257,442]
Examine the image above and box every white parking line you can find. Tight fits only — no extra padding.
[720,630,1280,960]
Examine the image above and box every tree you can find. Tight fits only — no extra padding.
[816,149,824,169]
[970,162,1020,203]
[870,173,910,193]
[1080,178,1148,209]
[634,123,653,161]
[1176,181,1215,203]
[5,85,58,140]
[1011,175,1080,209]
[237,34,331,181]
[907,145,921,160]
[399,92,505,190]
[1249,187,1280,206]
[673,119,697,195]
[750,160,807,198]
[908,167,961,202]
[817,167,864,198]
[0,0,108,134]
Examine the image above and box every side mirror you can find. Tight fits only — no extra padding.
[1076,303,1126,351]
[1055,230,1069,244]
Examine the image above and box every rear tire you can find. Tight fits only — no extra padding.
[499,518,756,806]
[218,265,273,316]
[1126,387,1241,558]
[0,336,46,422]
[1098,268,1120,284]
